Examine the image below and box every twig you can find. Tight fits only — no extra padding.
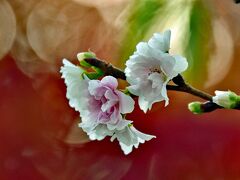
[166,84,212,101]
[85,58,212,100]
[84,57,239,113]
[197,101,240,113]
[84,58,126,80]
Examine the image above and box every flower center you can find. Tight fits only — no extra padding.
[148,67,161,75]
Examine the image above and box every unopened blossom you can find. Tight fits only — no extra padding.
[125,30,188,113]
[188,101,203,114]
[77,51,96,62]
[111,124,156,155]
[212,90,240,109]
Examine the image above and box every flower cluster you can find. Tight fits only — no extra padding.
[61,30,189,154]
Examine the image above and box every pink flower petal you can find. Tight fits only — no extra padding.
[105,89,118,101]
[101,76,118,89]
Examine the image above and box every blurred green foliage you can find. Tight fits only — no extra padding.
[118,0,166,67]
[184,0,213,86]
[119,0,213,86]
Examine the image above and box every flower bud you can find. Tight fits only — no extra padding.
[77,51,96,61]
[77,52,96,67]
[212,90,240,109]
[188,102,203,114]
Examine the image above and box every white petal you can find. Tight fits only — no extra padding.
[173,55,188,73]
[111,124,156,155]
[116,119,132,130]
[148,30,171,52]
[159,54,177,78]
[127,84,140,96]
[60,59,88,112]
[119,142,133,155]
[81,124,114,141]
[138,96,150,113]
[107,119,132,131]
[79,120,96,131]
[161,80,170,106]
[117,91,135,114]
[136,42,153,57]
[130,126,156,141]
[113,126,137,146]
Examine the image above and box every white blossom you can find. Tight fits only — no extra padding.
[125,30,188,113]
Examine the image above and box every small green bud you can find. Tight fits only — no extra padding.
[188,102,203,114]
[77,52,96,67]
[77,51,104,79]
[77,51,96,61]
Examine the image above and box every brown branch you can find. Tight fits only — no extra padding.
[85,58,126,80]
[85,58,212,100]
[167,84,212,101]
[83,57,240,113]
[196,101,240,113]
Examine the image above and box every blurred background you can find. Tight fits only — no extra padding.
[1,0,240,179]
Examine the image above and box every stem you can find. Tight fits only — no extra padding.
[85,57,212,100]
[84,58,126,80]
[166,84,212,101]
[84,58,237,113]
[200,101,240,113]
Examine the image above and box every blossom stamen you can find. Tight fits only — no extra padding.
[148,67,162,75]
